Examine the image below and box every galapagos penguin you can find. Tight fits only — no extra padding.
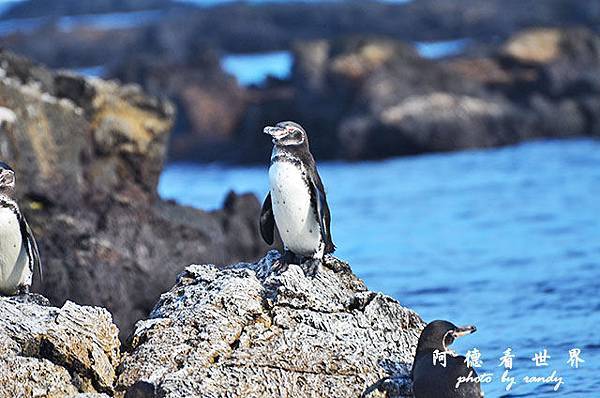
[0,162,42,295]
[412,320,483,398]
[260,121,334,275]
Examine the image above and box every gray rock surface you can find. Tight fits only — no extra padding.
[116,251,424,397]
[0,50,268,340]
[0,295,120,397]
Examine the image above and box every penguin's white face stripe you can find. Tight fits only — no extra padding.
[269,159,324,258]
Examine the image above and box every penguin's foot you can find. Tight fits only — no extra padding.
[271,259,290,274]
[301,258,321,277]
[282,250,298,264]
[271,250,292,274]
[11,285,50,305]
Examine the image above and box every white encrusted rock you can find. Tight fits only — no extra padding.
[117,251,424,397]
[0,296,120,397]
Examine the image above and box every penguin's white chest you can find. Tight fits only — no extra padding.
[269,160,323,258]
[0,206,30,294]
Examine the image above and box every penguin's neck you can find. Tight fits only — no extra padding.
[0,187,15,200]
[0,193,18,210]
[271,144,313,167]
[271,145,299,163]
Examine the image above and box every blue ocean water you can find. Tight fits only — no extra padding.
[160,139,600,396]
[221,51,293,86]
[416,38,470,59]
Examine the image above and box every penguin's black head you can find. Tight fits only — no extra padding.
[263,121,308,148]
[416,320,477,353]
[0,161,16,194]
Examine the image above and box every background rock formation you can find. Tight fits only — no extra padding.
[234,29,600,162]
[0,50,268,339]
[0,296,120,397]
[117,251,424,398]
[1,1,600,163]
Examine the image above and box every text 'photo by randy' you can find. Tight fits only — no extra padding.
[0,0,598,397]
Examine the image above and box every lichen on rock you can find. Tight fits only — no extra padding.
[117,251,424,397]
[0,296,120,397]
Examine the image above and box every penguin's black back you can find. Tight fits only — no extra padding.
[413,351,482,398]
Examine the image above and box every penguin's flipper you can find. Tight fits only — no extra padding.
[20,216,42,282]
[314,186,327,239]
[309,173,335,253]
[260,192,275,245]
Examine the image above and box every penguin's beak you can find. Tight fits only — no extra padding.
[452,325,477,338]
[263,125,289,140]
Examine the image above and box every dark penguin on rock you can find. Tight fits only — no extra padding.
[0,162,42,295]
[260,121,334,275]
[412,320,483,398]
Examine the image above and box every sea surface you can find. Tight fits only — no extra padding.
[160,139,600,396]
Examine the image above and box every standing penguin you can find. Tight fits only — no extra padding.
[0,162,42,295]
[260,121,334,275]
[412,320,483,398]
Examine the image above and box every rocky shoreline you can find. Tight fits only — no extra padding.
[0,54,426,396]
[0,50,268,339]
[0,51,426,397]
[0,253,424,398]
[1,1,600,163]
[0,295,119,397]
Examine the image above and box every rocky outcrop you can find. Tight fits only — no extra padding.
[451,28,600,138]
[234,37,530,162]
[0,295,120,397]
[111,47,250,163]
[3,2,600,163]
[3,0,600,164]
[116,251,424,398]
[0,50,268,340]
[2,0,599,68]
[235,28,600,162]
[0,253,424,397]
[0,49,173,203]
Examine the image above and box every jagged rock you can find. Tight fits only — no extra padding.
[111,47,250,163]
[239,28,600,162]
[237,37,531,161]
[0,295,120,397]
[0,49,174,203]
[0,50,268,340]
[116,251,424,398]
[501,28,564,64]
